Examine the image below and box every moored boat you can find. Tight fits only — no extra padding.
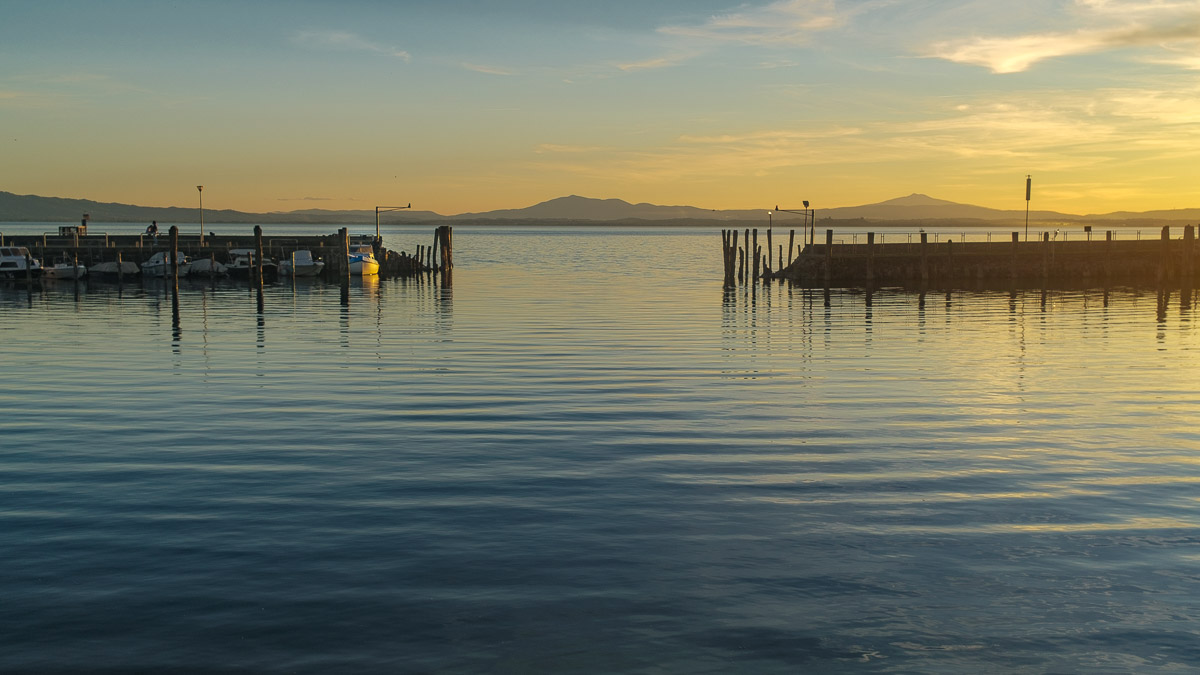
[90,260,141,277]
[0,246,43,280]
[141,251,192,278]
[43,258,88,280]
[188,257,227,278]
[280,250,325,277]
[348,243,380,276]
[227,249,279,282]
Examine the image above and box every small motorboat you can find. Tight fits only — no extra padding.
[188,257,227,278]
[280,250,325,277]
[43,258,88,280]
[141,251,192,278]
[0,245,43,280]
[227,249,279,282]
[90,260,141,277]
[348,243,380,276]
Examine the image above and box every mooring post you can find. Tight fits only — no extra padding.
[788,229,795,267]
[440,226,453,286]
[1042,231,1051,281]
[254,225,265,288]
[730,230,739,286]
[919,232,929,282]
[722,231,732,287]
[753,245,761,281]
[340,227,350,287]
[867,232,875,284]
[767,228,773,271]
[825,229,834,285]
[117,251,124,284]
[169,226,179,281]
[1010,232,1019,281]
[1160,225,1171,284]
[738,246,745,284]
[1185,225,1195,282]
[24,252,32,285]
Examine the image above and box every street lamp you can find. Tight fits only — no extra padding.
[774,201,815,249]
[197,185,204,241]
[375,203,412,239]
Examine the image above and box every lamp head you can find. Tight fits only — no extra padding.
[803,200,809,208]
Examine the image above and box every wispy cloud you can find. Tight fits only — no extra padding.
[292,30,411,61]
[462,63,516,76]
[659,0,843,45]
[526,84,1200,188]
[927,0,1200,72]
[535,143,608,153]
[616,54,695,72]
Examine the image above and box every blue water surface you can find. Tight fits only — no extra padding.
[2,226,1200,673]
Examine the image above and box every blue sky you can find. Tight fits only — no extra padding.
[4,0,1200,215]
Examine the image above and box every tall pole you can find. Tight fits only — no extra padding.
[1025,175,1031,242]
[197,185,205,241]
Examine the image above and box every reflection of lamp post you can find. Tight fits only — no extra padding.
[197,185,204,241]
[375,203,412,239]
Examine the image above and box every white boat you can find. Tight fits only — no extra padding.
[227,249,279,282]
[0,246,43,280]
[348,243,380,276]
[43,259,88,280]
[90,260,140,277]
[280,250,325,277]
[141,251,192,278]
[188,257,227,278]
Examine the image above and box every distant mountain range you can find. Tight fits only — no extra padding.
[4,190,1200,226]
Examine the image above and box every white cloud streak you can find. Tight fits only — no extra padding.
[659,0,843,45]
[292,30,411,61]
[462,63,516,76]
[927,0,1200,72]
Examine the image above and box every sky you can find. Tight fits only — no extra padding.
[3,0,1200,216]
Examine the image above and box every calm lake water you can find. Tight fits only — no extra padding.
[3,225,1200,673]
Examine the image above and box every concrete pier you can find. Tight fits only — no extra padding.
[726,227,1200,289]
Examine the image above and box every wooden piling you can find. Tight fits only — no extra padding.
[751,229,758,281]
[1159,225,1171,284]
[1042,232,1050,281]
[169,226,179,281]
[824,229,833,286]
[738,246,745,283]
[919,232,928,282]
[787,229,795,267]
[254,225,264,288]
[866,232,875,283]
[1010,232,1019,281]
[1186,225,1195,281]
[340,227,350,286]
[767,228,773,271]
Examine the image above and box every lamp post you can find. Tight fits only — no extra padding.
[774,201,814,250]
[375,203,412,239]
[1024,175,1031,242]
[197,185,204,241]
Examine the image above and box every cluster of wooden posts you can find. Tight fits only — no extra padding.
[721,228,801,287]
[724,225,1200,289]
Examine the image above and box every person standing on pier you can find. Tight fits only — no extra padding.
[146,221,159,241]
